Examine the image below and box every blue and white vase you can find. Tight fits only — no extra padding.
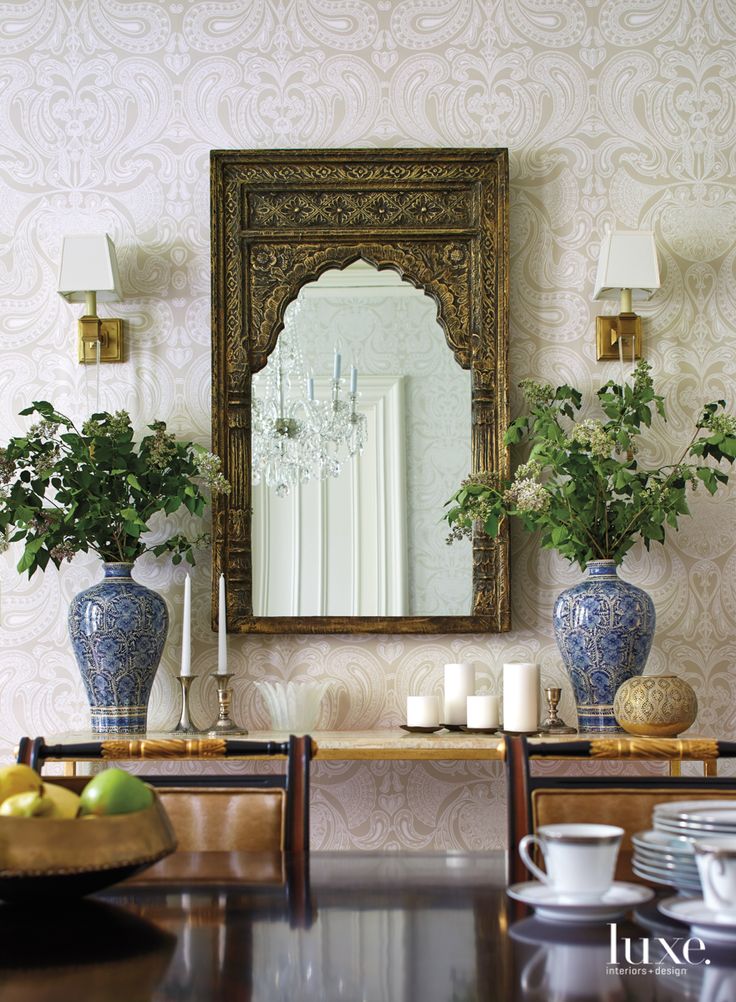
[553,559,655,733]
[68,562,169,734]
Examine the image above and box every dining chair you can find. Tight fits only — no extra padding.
[506,735,736,885]
[18,734,314,852]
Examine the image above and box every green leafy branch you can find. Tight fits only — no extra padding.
[444,361,736,570]
[0,401,230,576]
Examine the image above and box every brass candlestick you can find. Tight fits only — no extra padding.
[539,686,577,735]
[208,672,248,735]
[174,674,199,733]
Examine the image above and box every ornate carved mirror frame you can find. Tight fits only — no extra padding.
[211,148,510,634]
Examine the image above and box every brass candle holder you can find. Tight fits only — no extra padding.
[208,672,248,736]
[539,686,577,735]
[174,674,199,734]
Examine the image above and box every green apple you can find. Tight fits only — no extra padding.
[79,769,154,816]
[0,764,42,806]
[0,790,55,817]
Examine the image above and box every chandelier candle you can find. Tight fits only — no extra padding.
[251,300,368,496]
[217,573,228,674]
[406,695,439,728]
[467,694,499,730]
[502,663,540,733]
[443,663,475,725]
[180,573,191,677]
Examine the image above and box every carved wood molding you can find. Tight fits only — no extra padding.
[211,148,510,634]
[588,738,720,760]
[101,739,228,759]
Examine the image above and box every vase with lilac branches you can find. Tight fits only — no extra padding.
[0,401,230,733]
[445,362,736,731]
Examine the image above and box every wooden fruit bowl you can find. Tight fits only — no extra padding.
[0,794,176,901]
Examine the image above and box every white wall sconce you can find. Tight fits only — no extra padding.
[593,230,660,361]
[57,234,124,363]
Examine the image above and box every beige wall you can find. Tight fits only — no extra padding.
[0,1,734,849]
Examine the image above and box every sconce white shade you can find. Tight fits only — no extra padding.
[594,230,660,303]
[57,234,122,303]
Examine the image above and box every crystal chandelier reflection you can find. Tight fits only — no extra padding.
[252,299,368,496]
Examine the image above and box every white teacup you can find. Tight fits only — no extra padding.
[518,823,624,901]
[695,839,736,916]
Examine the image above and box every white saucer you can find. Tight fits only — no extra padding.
[658,896,736,944]
[509,915,614,946]
[507,881,654,923]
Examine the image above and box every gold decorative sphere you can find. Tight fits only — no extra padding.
[613,675,698,737]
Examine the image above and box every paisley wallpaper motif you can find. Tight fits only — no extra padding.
[0,0,734,849]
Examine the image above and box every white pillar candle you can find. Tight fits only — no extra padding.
[350,366,358,394]
[466,694,499,730]
[502,662,539,733]
[180,573,191,677]
[333,348,342,381]
[406,695,439,727]
[217,573,228,674]
[443,663,475,725]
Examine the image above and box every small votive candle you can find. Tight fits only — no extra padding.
[502,662,540,733]
[406,695,439,727]
[466,694,499,730]
[443,663,475,725]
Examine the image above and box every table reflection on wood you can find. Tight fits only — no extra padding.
[2,851,735,1001]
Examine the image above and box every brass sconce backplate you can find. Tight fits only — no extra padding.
[78,316,124,363]
[596,313,642,361]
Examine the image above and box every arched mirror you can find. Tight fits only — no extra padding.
[211,148,510,633]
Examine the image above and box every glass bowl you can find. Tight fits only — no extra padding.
[257,680,328,732]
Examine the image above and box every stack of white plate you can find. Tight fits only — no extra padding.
[631,800,736,896]
[631,830,701,894]
[653,800,736,838]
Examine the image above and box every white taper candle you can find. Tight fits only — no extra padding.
[217,573,228,674]
[180,573,191,677]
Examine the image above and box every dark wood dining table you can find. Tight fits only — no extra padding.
[0,850,733,1001]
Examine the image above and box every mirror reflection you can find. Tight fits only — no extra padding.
[252,262,471,617]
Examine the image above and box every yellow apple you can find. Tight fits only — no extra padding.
[0,764,42,806]
[41,782,81,819]
[0,790,55,817]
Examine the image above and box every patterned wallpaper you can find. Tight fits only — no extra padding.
[0,1,734,849]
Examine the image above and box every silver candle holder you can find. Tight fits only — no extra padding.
[208,672,248,736]
[539,686,577,735]
[174,674,199,734]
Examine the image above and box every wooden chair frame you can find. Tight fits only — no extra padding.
[17,735,313,853]
[506,736,736,886]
